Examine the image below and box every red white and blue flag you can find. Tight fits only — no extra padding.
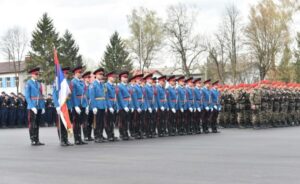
[54,48,73,134]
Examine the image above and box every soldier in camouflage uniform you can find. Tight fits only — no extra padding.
[235,85,247,128]
[249,84,262,129]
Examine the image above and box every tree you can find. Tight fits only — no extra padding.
[101,31,133,74]
[294,32,300,83]
[244,0,296,80]
[1,26,28,93]
[165,3,206,77]
[60,30,83,69]
[127,7,164,72]
[28,13,60,85]
[277,43,293,82]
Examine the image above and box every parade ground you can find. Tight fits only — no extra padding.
[1,127,300,184]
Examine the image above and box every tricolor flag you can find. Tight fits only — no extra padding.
[54,48,73,135]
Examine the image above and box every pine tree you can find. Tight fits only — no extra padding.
[101,31,132,74]
[60,30,83,68]
[294,33,300,83]
[27,13,60,85]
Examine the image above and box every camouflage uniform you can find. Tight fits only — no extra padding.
[250,87,261,129]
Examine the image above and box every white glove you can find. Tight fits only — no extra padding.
[137,108,142,113]
[155,108,158,112]
[75,106,81,114]
[41,108,45,114]
[205,106,209,111]
[131,108,134,112]
[171,108,176,114]
[189,107,193,112]
[167,108,169,111]
[85,107,89,115]
[218,106,222,111]
[197,108,201,112]
[211,108,214,111]
[56,107,61,115]
[180,108,184,113]
[124,107,129,112]
[31,108,37,114]
[161,106,165,111]
[148,108,152,113]
[93,108,97,115]
[214,105,218,110]
[109,107,114,114]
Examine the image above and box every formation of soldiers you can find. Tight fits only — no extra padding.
[25,66,221,146]
[218,80,300,129]
[0,92,27,128]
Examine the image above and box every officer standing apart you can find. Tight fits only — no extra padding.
[25,67,45,146]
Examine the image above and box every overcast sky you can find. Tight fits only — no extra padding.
[0,0,299,68]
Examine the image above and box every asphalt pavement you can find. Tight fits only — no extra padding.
[1,127,300,184]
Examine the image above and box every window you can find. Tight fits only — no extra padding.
[6,77,11,87]
[0,78,2,88]
[15,77,19,88]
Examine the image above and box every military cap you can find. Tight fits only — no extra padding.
[93,68,105,75]
[129,74,143,82]
[158,75,166,81]
[72,66,83,73]
[143,73,153,80]
[62,67,70,72]
[106,71,116,78]
[119,71,129,79]
[28,67,40,74]
[212,80,219,86]
[167,75,176,82]
[193,78,201,83]
[203,79,211,84]
[185,77,193,83]
[82,71,91,78]
[176,76,185,82]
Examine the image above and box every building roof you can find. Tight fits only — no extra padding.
[0,61,26,74]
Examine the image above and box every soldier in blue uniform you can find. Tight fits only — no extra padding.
[210,81,221,133]
[17,93,26,128]
[8,92,18,128]
[201,79,212,133]
[128,77,136,137]
[52,67,74,146]
[70,66,88,145]
[90,68,107,143]
[193,78,202,134]
[105,71,119,141]
[156,75,168,137]
[144,74,156,138]
[1,94,9,128]
[166,75,177,136]
[81,71,93,141]
[25,67,45,146]
[176,76,186,135]
[117,71,131,140]
[185,77,195,134]
[130,74,144,139]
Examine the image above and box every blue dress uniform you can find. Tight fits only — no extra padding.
[117,71,131,140]
[201,79,212,133]
[210,81,221,133]
[193,78,203,134]
[132,79,145,138]
[185,81,195,134]
[156,77,168,137]
[128,83,136,137]
[166,76,177,136]
[90,77,107,142]
[70,67,89,145]
[105,74,119,141]
[176,78,186,135]
[144,77,157,137]
[17,95,26,128]
[25,67,45,145]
